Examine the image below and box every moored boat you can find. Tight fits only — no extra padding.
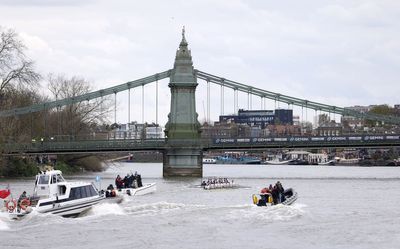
[318,159,335,166]
[202,158,217,164]
[263,159,293,165]
[2,170,104,219]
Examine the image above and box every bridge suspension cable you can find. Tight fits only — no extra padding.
[195,70,400,124]
[0,70,171,117]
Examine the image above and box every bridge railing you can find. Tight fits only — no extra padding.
[2,135,400,154]
[3,139,168,154]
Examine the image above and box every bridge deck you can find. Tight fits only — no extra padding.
[2,135,400,155]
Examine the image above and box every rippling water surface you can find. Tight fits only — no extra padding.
[1,164,400,249]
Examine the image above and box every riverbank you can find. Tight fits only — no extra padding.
[0,155,106,178]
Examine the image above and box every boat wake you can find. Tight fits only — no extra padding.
[123,201,188,216]
[85,203,126,217]
[225,203,307,222]
[0,212,10,230]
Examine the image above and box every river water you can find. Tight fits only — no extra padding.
[1,163,400,249]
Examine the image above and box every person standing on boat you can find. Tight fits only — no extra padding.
[276,181,285,203]
[115,175,123,189]
[123,174,130,189]
[17,191,27,211]
[136,173,143,187]
[271,185,279,204]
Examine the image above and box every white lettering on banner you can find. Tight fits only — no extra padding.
[237,138,250,143]
[293,137,309,142]
[386,136,399,140]
[219,139,235,143]
[253,138,272,142]
[311,137,325,141]
[274,138,288,142]
[248,117,273,122]
[331,137,346,141]
[368,136,384,140]
[349,137,362,140]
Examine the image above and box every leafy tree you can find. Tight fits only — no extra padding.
[366,105,396,127]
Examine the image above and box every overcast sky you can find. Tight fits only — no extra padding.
[1,0,399,125]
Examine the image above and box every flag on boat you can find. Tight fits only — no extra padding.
[0,189,10,199]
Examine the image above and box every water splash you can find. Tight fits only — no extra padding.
[123,201,187,216]
[0,212,10,230]
[226,203,307,222]
[85,203,126,217]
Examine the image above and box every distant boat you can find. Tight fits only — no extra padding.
[335,157,360,166]
[318,160,335,166]
[202,158,217,164]
[288,159,309,165]
[263,159,293,165]
[215,156,261,164]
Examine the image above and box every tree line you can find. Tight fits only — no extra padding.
[0,27,112,176]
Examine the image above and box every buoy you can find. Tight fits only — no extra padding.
[19,198,31,210]
[6,199,17,212]
[252,194,258,205]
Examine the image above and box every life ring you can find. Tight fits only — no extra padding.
[252,194,258,205]
[19,198,31,210]
[6,199,17,212]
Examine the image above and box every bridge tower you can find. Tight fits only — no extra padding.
[163,27,203,177]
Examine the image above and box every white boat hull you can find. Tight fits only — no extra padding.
[263,160,292,165]
[117,183,156,196]
[203,182,236,190]
[37,196,104,217]
[6,195,105,219]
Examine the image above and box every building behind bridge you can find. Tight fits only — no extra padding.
[219,109,293,128]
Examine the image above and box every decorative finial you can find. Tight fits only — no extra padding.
[179,25,188,47]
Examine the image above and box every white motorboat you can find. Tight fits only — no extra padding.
[252,188,298,207]
[116,182,157,196]
[2,170,104,219]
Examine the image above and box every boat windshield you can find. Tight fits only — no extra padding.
[56,174,65,182]
[38,175,49,184]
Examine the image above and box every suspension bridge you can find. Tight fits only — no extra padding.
[1,28,400,176]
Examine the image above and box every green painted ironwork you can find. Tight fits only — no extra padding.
[1,67,399,124]
[3,136,400,155]
[0,70,171,117]
[195,70,400,124]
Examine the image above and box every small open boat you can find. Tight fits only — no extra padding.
[117,182,156,196]
[252,188,298,206]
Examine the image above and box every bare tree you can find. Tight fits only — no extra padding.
[0,27,41,95]
[47,74,112,136]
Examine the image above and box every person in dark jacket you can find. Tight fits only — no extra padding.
[276,181,285,203]
[115,175,123,189]
[123,174,130,188]
[136,173,143,187]
[271,185,279,204]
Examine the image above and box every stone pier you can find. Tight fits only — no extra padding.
[163,27,203,177]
